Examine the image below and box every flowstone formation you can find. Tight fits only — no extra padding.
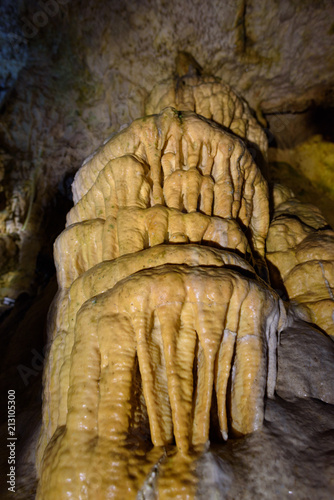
[266,184,334,337]
[36,66,334,499]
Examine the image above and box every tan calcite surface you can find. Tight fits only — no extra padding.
[36,70,334,499]
[70,108,269,259]
[56,208,250,288]
[267,185,334,337]
[145,74,268,157]
[37,262,284,499]
[38,246,255,464]
[35,78,290,498]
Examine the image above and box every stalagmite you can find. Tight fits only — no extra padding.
[37,66,334,498]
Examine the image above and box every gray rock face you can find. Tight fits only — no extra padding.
[277,322,334,405]
[0,1,28,109]
[199,397,334,499]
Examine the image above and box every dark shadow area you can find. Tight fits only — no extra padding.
[265,106,334,150]
[0,175,73,499]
